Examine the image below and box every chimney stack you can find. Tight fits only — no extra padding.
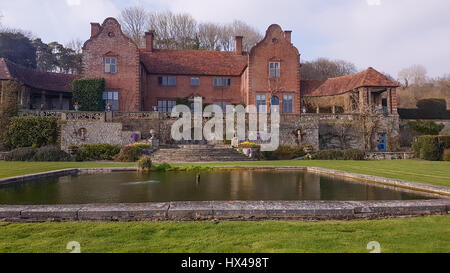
[145,31,155,52]
[284,31,292,43]
[90,23,101,38]
[234,36,243,55]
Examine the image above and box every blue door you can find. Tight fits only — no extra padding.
[377,133,387,152]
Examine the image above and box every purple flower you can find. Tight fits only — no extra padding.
[131,133,139,142]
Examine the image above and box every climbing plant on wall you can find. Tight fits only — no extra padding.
[72,78,105,111]
[0,80,20,151]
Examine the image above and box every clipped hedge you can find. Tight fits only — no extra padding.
[262,145,308,160]
[413,135,450,161]
[311,149,366,160]
[72,78,105,111]
[408,121,444,135]
[76,144,121,161]
[5,116,59,149]
[4,146,70,162]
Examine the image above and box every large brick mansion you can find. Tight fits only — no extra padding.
[1,17,399,116]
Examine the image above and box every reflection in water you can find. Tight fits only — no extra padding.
[0,170,430,205]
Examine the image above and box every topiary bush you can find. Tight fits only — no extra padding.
[115,146,143,162]
[5,116,59,149]
[32,146,71,162]
[77,144,121,161]
[72,78,105,111]
[408,121,444,135]
[4,147,37,161]
[262,145,309,160]
[4,146,70,162]
[137,155,153,171]
[413,135,450,161]
[311,149,366,160]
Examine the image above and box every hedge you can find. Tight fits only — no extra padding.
[72,78,105,111]
[5,116,59,149]
[408,121,444,135]
[262,145,308,160]
[75,144,121,161]
[311,149,366,160]
[413,135,450,161]
[4,146,70,162]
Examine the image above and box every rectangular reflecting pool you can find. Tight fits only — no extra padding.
[0,170,432,205]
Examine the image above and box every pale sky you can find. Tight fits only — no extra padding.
[1,0,449,77]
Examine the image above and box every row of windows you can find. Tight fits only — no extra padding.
[104,58,281,79]
[157,76,231,87]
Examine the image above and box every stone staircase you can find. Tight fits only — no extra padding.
[151,145,256,163]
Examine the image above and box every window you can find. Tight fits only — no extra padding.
[104,57,117,73]
[158,76,177,86]
[269,62,280,78]
[103,91,119,110]
[213,78,231,87]
[157,100,177,112]
[283,94,293,113]
[191,77,200,86]
[214,102,232,112]
[256,94,267,112]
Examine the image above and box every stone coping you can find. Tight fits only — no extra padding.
[0,200,448,222]
[0,166,449,222]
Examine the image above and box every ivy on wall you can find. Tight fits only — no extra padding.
[5,116,59,149]
[0,80,20,151]
[72,78,105,111]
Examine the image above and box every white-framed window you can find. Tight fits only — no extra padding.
[256,94,267,112]
[213,78,231,87]
[103,91,119,110]
[104,57,117,73]
[157,100,177,112]
[214,101,232,112]
[269,62,280,78]
[283,94,293,113]
[191,77,200,86]
[158,76,177,86]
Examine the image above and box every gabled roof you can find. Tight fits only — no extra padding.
[140,49,248,76]
[0,58,79,92]
[302,67,399,97]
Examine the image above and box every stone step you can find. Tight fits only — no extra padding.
[151,146,255,163]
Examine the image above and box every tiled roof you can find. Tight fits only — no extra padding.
[302,67,399,97]
[140,49,248,76]
[0,58,79,92]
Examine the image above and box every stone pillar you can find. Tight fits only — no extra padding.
[332,105,336,114]
[40,90,46,110]
[316,106,320,114]
[367,88,372,113]
[59,93,63,110]
[387,88,392,115]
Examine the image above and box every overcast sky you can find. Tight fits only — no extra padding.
[1,0,449,77]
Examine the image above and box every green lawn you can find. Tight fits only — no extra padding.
[1,160,449,187]
[0,216,448,253]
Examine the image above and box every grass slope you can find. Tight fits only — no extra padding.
[0,216,448,253]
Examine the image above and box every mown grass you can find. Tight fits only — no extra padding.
[0,216,448,253]
[0,160,449,187]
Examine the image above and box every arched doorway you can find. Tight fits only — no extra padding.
[271,96,280,112]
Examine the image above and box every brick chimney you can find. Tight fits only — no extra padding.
[234,36,243,55]
[145,31,155,52]
[284,31,292,43]
[90,23,101,38]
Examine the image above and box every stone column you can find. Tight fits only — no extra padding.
[59,93,63,110]
[387,88,392,115]
[332,105,336,114]
[367,88,372,113]
[40,90,46,110]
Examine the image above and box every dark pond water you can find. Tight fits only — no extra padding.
[0,170,430,205]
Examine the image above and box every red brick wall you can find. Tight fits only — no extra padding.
[82,18,141,111]
[142,74,243,111]
[247,24,301,114]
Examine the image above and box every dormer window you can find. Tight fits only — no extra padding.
[269,62,280,77]
[104,57,117,73]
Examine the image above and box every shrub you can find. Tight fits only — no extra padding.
[312,149,366,160]
[78,144,121,161]
[0,81,19,151]
[443,149,450,161]
[263,145,308,160]
[413,135,450,161]
[408,121,444,135]
[115,146,143,162]
[4,147,37,161]
[137,155,153,171]
[5,116,59,149]
[72,78,105,111]
[32,146,71,162]
[152,163,175,172]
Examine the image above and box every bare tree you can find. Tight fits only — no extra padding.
[119,6,148,47]
[147,11,198,50]
[301,58,358,80]
[197,22,222,50]
[231,20,263,52]
[398,64,428,87]
[66,39,83,54]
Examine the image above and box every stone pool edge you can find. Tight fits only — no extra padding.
[0,166,449,222]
